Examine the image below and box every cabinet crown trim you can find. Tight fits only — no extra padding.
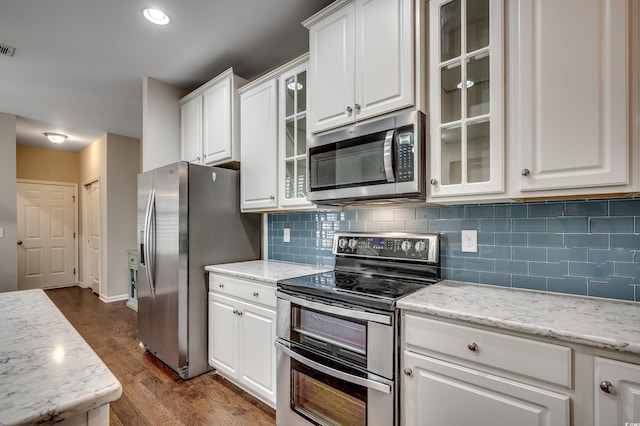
[179,67,244,104]
[238,53,309,94]
[302,0,351,28]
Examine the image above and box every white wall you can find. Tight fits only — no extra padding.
[0,113,17,292]
[142,77,187,172]
[106,134,140,299]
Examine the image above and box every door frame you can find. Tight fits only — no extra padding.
[16,179,79,287]
[81,178,100,294]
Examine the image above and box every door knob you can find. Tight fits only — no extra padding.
[17,240,22,245]
[600,380,614,394]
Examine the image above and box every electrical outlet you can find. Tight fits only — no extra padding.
[283,228,290,243]
[461,229,477,253]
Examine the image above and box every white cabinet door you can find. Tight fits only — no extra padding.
[594,357,640,426]
[238,299,277,406]
[180,97,202,164]
[428,0,505,200]
[355,0,414,121]
[278,61,313,209]
[208,293,239,378]
[403,351,570,426]
[308,3,355,133]
[202,76,233,165]
[308,0,415,134]
[515,0,631,194]
[240,79,278,211]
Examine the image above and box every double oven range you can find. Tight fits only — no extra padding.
[275,232,440,426]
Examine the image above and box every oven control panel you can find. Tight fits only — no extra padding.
[333,232,439,263]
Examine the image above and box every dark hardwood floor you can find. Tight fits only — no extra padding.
[45,286,276,426]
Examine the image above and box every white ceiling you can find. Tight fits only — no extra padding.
[1,0,333,152]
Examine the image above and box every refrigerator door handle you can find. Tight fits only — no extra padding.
[144,189,156,298]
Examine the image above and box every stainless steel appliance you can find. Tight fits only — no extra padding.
[275,231,440,426]
[307,110,426,205]
[137,162,261,380]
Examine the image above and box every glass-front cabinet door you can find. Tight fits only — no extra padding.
[279,61,313,208]
[428,0,504,200]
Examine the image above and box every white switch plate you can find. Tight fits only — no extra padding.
[461,229,477,253]
[283,228,290,243]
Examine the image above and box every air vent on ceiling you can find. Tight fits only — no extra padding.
[0,43,16,57]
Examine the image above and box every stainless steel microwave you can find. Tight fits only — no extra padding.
[307,110,426,205]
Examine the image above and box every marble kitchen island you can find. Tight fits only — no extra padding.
[0,289,122,426]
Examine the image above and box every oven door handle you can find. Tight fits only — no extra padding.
[276,291,392,325]
[275,340,392,395]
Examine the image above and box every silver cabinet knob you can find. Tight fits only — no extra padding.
[521,168,530,177]
[17,240,22,245]
[430,179,438,185]
[600,380,614,394]
[354,103,361,113]
[253,291,259,297]
[269,195,275,200]
[403,368,413,376]
[196,156,201,161]
[232,308,237,314]
[237,310,243,316]
[218,283,224,288]
[346,106,353,114]
[467,342,479,352]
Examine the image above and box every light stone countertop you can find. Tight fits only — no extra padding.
[0,289,122,425]
[205,260,333,284]
[398,280,640,355]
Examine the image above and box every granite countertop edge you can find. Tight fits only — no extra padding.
[205,259,333,284]
[397,280,640,356]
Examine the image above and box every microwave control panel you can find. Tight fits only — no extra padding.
[396,129,414,182]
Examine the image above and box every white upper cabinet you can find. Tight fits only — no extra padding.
[278,61,313,209]
[305,0,415,134]
[513,0,636,196]
[239,54,314,212]
[428,0,505,200]
[180,68,246,167]
[240,78,279,211]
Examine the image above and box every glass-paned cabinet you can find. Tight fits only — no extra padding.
[428,0,504,200]
[279,62,312,208]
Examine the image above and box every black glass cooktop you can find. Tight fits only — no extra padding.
[277,270,434,311]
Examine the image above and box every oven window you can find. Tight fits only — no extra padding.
[292,306,367,364]
[309,131,389,190]
[291,358,367,426]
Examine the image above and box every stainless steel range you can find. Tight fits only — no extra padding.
[275,231,440,426]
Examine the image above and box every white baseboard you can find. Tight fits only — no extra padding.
[99,293,128,303]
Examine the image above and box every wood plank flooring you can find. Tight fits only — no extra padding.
[45,286,276,426]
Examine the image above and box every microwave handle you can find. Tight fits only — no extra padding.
[383,130,395,183]
[275,340,392,394]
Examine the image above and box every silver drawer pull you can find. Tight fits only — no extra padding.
[467,342,478,352]
[218,283,224,288]
[403,368,413,376]
[600,380,614,394]
[253,291,259,297]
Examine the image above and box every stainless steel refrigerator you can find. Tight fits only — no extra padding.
[137,162,261,380]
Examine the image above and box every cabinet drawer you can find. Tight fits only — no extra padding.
[209,273,276,308]
[404,314,572,388]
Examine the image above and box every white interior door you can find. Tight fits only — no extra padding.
[84,181,101,294]
[17,181,76,290]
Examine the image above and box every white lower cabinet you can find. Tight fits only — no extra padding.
[402,312,572,425]
[594,357,640,426]
[403,352,569,426]
[208,273,276,407]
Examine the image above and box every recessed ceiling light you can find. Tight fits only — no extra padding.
[456,80,475,89]
[143,8,170,25]
[44,132,68,144]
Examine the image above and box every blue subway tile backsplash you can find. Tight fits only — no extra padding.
[267,198,640,302]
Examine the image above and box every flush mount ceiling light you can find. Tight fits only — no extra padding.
[143,8,170,25]
[44,132,68,144]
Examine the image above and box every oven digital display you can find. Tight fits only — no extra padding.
[372,238,385,248]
